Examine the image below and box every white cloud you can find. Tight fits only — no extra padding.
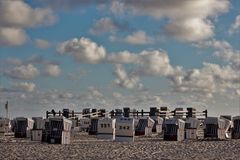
[14,82,36,92]
[200,63,239,95]
[58,86,105,105]
[216,50,240,70]
[32,0,229,42]
[165,18,214,42]
[137,50,174,76]
[194,39,240,70]
[0,0,56,28]
[170,67,215,95]
[57,37,106,64]
[110,1,125,16]
[90,17,119,35]
[4,64,39,79]
[121,0,229,19]
[5,58,22,66]
[119,0,230,42]
[169,62,240,98]
[0,27,27,46]
[30,0,229,43]
[236,90,240,96]
[45,64,61,77]
[87,86,103,99]
[0,0,56,46]
[124,30,154,45]
[109,49,174,89]
[112,92,123,99]
[35,39,50,49]
[134,94,163,105]
[193,39,232,50]
[113,64,141,89]
[107,51,139,64]
[188,39,240,97]
[229,15,240,34]
[45,89,74,100]
[108,50,174,76]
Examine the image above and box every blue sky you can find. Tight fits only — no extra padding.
[0,0,239,117]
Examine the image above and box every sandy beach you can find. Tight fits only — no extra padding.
[0,133,239,160]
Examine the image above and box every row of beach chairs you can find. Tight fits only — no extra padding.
[77,115,240,142]
[1,115,240,144]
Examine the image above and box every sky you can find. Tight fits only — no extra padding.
[0,0,239,118]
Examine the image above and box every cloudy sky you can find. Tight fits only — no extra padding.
[0,0,239,117]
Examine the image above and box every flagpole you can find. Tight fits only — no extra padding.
[5,101,8,119]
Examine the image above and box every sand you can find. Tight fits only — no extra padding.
[0,133,240,160]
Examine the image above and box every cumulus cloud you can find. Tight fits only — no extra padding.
[113,64,141,89]
[169,67,215,96]
[0,27,27,46]
[235,90,240,96]
[0,0,56,46]
[124,30,154,45]
[112,92,123,99]
[57,86,105,105]
[35,0,229,42]
[109,49,174,89]
[43,89,74,100]
[57,37,106,64]
[108,50,174,76]
[134,94,163,105]
[87,86,103,99]
[119,0,229,42]
[136,50,174,76]
[204,63,239,95]
[194,39,232,50]
[216,50,240,70]
[14,82,36,92]
[229,15,240,34]
[165,18,214,42]
[0,0,56,28]
[171,39,240,98]
[34,39,51,49]
[4,64,39,79]
[2,56,60,80]
[5,58,22,66]
[169,62,240,98]
[194,39,240,70]
[110,1,125,15]
[90,17,119,35]
[121,0,229,19]
[107,51,139,64]
[39,0,231,42]
[45,64,61,77]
